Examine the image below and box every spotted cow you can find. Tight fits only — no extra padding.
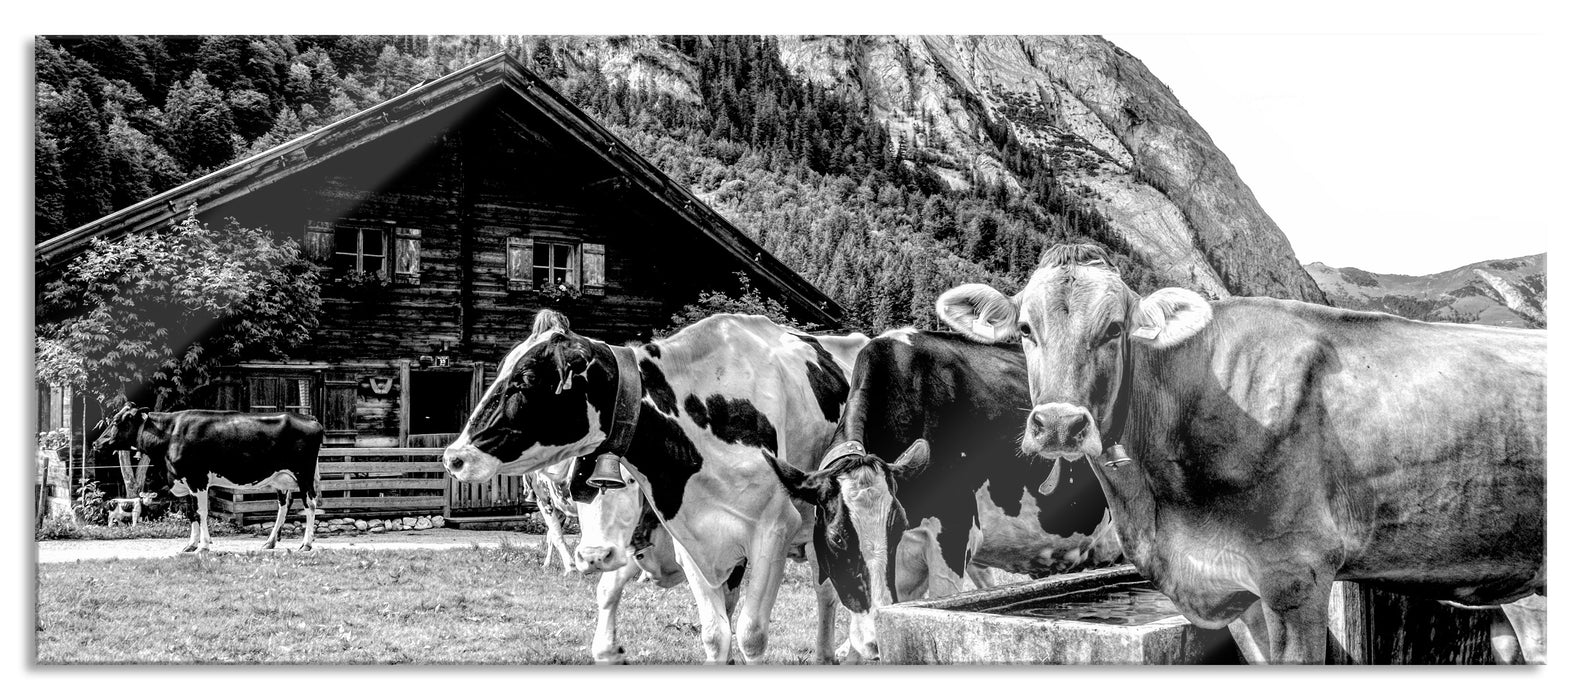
[567,458,709,664]
[768,328,1123,661]
[525,460,580,574]
[936,243,1547,664]
[92,404,323,552]
[444,312,868,663]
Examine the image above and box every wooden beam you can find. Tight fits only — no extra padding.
[398,360,412,447]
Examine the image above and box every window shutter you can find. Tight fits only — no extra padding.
[303,220,334,261]
[394,227,422,284]
[508,236,534,291]
[581,243,606,296]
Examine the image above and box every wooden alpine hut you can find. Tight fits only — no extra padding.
[34,52,844,523]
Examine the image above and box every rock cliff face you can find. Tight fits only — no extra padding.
[534,35,1328,303]
[1304,254,1546,328]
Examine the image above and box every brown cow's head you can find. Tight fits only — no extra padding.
[935,243,1212,461]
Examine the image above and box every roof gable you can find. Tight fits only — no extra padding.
[35,52,843,328]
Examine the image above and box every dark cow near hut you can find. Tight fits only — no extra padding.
[92,403,324,552]
[768,328,1122,661]
[936,242,1547,664]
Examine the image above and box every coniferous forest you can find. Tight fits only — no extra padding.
[35,35,1150,335]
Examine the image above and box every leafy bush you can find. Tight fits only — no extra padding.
[37,212,321,410]
[658,271,810,337]
[37,512,240,541]
[72,479,109,525]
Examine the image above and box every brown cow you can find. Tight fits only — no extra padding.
[936,243,1545,664]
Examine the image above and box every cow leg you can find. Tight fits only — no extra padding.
[1499,594,1546,664]
[812,577,841,664]
[298,491,317,551]
[131,500,141,527]
[735,530,792,665]
[1490,615,1520,664]
[1259,580,1331,664]
[1227,601,1273,664]
[591,561,642,664]
[182,507,201,553]
[674,545,733,664]
[194,489,213,552]
[541,508,574,574]
[262,492,289,550]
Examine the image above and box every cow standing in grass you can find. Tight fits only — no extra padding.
[444,312,866,663]
[92,403,324,552]
[568,457,697,664]
[525,461,579,574]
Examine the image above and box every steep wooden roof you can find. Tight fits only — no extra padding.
[35,52,844,328]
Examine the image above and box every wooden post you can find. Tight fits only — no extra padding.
[1326,581,1502,664]
[398,360,412,447]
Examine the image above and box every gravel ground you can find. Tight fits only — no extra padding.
[35,528,547,564]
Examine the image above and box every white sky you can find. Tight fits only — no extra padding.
[1110,34,1549,275]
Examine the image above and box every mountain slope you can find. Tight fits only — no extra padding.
[533,35,1326,304]
[1304,254,1546,328]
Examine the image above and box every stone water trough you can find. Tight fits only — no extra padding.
[875,566,1241,664]
[875,565,1508,664]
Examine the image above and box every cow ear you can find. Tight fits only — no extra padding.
[891,438,931,481]
[554,343,591,394]
[1132,288,1212,349]
[936,284,1019,344]
[764,450,826,503]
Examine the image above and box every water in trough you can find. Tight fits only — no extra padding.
[978,581,1182,626]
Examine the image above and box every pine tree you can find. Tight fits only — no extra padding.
[163,70,238,174]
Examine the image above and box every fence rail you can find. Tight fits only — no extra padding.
[210,447,450,524]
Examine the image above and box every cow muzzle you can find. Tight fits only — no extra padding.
[442,443,502,482]
[575,544,626,573]
[1024,403,1102,460]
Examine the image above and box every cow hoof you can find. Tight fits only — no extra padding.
[298,544,313,552]
[180,544,198,553]
[262,542,276,550]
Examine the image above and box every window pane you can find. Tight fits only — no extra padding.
[534,242,550,266]
[532,267,549,287]
[553,244,571,268]
[332,252,356,274]
[363,255,384,276]
[363,230,384,255]
[335,229,358,254]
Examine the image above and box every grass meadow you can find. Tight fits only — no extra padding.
[35,541,836,664]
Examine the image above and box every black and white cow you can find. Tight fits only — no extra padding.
[568,458,706,664]
[443,312,867,663]
[525,460,580,574]
[92,403,324,552]
[768,328,1122,660]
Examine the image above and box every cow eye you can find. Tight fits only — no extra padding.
[1017,322,1035,344]
[1101,321,1123,340]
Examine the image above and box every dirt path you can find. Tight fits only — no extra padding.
[36,529,547,564]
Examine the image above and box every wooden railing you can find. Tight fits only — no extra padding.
[209,447,447,524]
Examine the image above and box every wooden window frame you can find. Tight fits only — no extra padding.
[331,224,391,280]
[508,234,579,293]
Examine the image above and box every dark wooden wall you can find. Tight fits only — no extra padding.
[209,91,751,372]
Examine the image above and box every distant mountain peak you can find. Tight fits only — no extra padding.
[1303,254,1545,328]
